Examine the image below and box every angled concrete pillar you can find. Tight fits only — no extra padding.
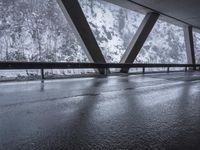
[120,12,159,73]
[57,0,108,74]
[184,26,196,65]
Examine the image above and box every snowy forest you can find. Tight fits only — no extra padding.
[0,0,200,80]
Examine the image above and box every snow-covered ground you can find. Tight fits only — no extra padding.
[0,69,95,81]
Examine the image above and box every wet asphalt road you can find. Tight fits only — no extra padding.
[0,72,200,150]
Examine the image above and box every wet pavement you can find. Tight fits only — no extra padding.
[0,72,200,150]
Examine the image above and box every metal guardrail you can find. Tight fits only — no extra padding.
[0,62,200,69]
[0,62,199,80]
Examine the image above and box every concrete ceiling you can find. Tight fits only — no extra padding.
[130,0,200,28]
[104,0,200,29]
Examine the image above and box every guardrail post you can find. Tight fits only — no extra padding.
[142,67,145,74]
[185,67,187,72]
[104,68,107,75]
[167,67,170,73]
[41,69,45,80]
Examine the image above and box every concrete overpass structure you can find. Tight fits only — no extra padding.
[57,0,200,73]
[1,0,200,149]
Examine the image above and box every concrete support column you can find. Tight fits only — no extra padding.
[57,0,108,74]
[184,26,196,67]
[120,12,160,73]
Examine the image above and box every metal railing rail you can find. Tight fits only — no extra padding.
[0,62,199,79]
[0,62,200,69]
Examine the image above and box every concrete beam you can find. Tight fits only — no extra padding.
[184,26,196,65]
[57,0,107,74]
[120,12,159,73]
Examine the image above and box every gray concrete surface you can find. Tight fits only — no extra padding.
[131,0,200,28]
[0,72,200,150]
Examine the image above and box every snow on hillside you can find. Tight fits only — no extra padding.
[79,0,144,63]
